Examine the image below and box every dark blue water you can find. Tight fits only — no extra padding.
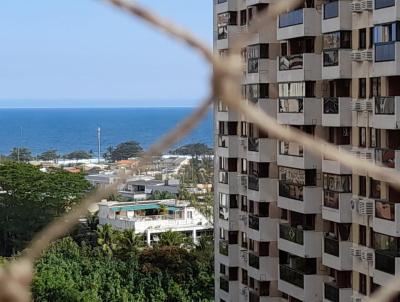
[0,108,213,155]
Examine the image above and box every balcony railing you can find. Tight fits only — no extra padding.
[375,0,395,9]
[375,250,396,275]
[279,54,303,70]
[375,199,395,221]
[279,265,304,288]
[249,214,259,230]
[218,136,228,148]
[375,148,395,168]
[279,9,303,28]
[324,236,339,257]
[375,42,395,62]
[323,97,339,114]
[249,253,260,269]
[375,96,395,115]
[323,191,340,209]
[279,223,304,245]
[248,175,259,191]
[324,1,339,19]
[279,98,304,113]
[279,140,304,157]
[248,137,259,152]
[324,282,340,302]
[219,240,229,256]
[220,276,230,292]
[279,182,304,201]
[323,50,339,67]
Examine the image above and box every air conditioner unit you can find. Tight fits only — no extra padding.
[350,246,362,257]
[361,49,373,61]
[351,1,362,12]
[361,249,374,262]
[358,199,374,215]
[351,100,361,111]
[361,0,373,10]
[351,51,362,61]
[364,99,373,111]
[352,296,363,302]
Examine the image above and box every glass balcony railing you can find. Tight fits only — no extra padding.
[279,54,304,71]
[324,236,339,257]
[279,9,303,28]
[279,182,304,201]
[249,253,260,269]
[248,175,259,191]
[279,223,304,245]
[248,214,259,230]
[324,1,339,19]
[375,96,395,115]
[375,199,395,221]
[375,43,395,62]
[375,250,396,275]
[323,97,339,114]
[323,191,340,209]
[219,240,229,256]
[279,265,304,288]
[375,0,395,9]
[324,282,340,302]
[248,137,259,152]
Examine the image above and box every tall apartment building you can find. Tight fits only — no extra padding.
[214,0,400,301]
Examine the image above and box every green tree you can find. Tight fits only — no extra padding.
[63,150,92,160]
[97,224,120,257]
[0,162,91,256]
[108,141,143,161]
[8,147,32,162]
[157,231,192,249]
[170,143,212,156]
[38,149,60,161]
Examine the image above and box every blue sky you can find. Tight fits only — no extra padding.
[0,1,212,108]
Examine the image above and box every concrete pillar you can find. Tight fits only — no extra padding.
[146,231,151,246]
[192,229,197,244]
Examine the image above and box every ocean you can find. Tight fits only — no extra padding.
[0,108,213,156]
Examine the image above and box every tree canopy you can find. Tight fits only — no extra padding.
[8,147,32,162]
[0,162,91,256]
[38,149,60,161]
[104,141,143,162]
[63,150,93,160]
[170,144,212,156]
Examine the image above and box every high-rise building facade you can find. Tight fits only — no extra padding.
[213,0,400,301]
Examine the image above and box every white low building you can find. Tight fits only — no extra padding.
[98,199,212,245]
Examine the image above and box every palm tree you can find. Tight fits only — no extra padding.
[97,224,119,256]
[119,229,144,254]
[158,230,193,249]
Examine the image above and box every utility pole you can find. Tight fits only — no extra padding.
[97,127,101,163]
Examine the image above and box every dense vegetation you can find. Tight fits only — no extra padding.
[103,141,143,161]
[170,144,213,156]
[0,162,91,256]
[32,226,214,302]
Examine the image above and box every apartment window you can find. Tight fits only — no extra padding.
[228,231,238,244]
[241,195,248,212]
[359,78,367,99]
[240,122,248,137]
[229,267,239,281]
[359,176,367,197]
[370,77,381,98]
[359,127,367,147]
[281,209,288,220]
[323,0,338,19]
[369,27,374,49]
[375,0,395,9]
[220,264,226,274]
[359,273,367,296]
[359,225,367,246]
[370,128,381,148]
[241,158,247,174]
[241,269,248,285]
[240,10,247,26]
[359,28,367,49]
[241,232,248,248]
[370,178,381,199]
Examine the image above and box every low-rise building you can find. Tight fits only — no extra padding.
[119,178,180,200]
[98,199,212,245]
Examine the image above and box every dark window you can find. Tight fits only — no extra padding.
[359,28,367,49]
[359,273,367,296]
[359,176,367,197]
[370,178,381,199]
[359,225,367,246]
[240,10,247,26]
[370,77,381,98]
[359,78,367,99]
[229,267,238,281]
[359,127,367,147]
[241,269,248,285]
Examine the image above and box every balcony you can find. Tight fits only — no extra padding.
[246,58,277,84]
[322,1,352,33]
[278,264,324,302]
[218,171,239,194]
[215,0,237,14]
[322,145,352,174]
[278,182,322,214]
[322,97,352,127]
[277,54,322,82]
[216,107,239,121]
[322,49,352,79]
[375,148,400,172]
[373,199,400,237]
[217,135,239,158]
[322,235,352,270]
[247,215,278,242]
[247,137,277,162]
[277,98,322,125]
[373,42,400,77]
[277,8,321,40]
[372,96,400,129]
[219,206,239,230]
[277,142,321,169]
[248,253,278,281]
[216,25,241,50]
[374,251,400,285]
[322,190,352,223]
[278,223,322,258]
[373,0,399,24]
[247,176,277,203]
[323,282,352,302]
